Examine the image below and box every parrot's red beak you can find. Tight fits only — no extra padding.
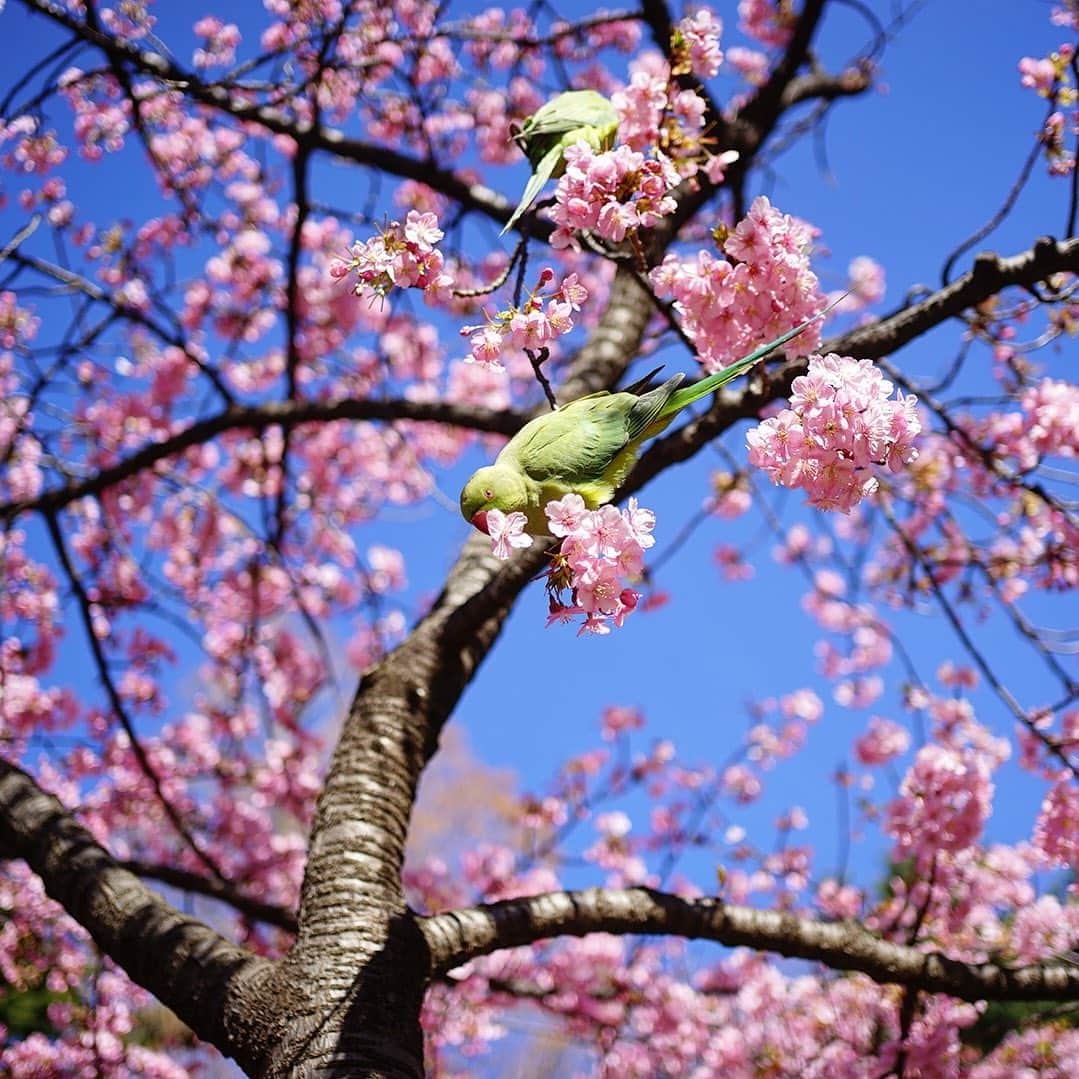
[470,510,490,534]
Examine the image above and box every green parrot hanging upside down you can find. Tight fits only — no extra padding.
[460,303,838,537]
[501,89,619,236]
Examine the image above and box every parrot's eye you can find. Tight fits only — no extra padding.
[483,488,494,501]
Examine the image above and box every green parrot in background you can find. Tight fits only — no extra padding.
[500,89,620,236]
[461,303,838,537]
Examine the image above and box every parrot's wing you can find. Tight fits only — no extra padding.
[625,375,684,439]
[621,365,666,396]
[500,143,563,236]
[507,396,637,484]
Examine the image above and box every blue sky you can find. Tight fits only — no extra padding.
[2,0,1074,906]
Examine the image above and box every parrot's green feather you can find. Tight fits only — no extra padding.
[504,399,633,485]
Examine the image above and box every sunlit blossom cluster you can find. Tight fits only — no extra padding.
[461,268,588,369]
[57,68,130,161]
[885,744,995,868]
[651,195,825,372]
[0,114,68,173]
[1018,41,1077,174]
[611,57,734,181]
[549,142,679,249]
[673,9,724,79]
[482,494,655,635]
[747,353,922,512]
[192,16,242,68]
[545,494,656,635]
[0,290,40,352]
[330,211,452,304]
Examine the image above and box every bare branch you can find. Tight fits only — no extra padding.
[420,886,1079,1003]
[781,61,875,108]
[292,267,657,934]
[841,236,1079,360]
[121,859,299,933]
[0,396,524,524]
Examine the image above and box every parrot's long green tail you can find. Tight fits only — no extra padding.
[660,295,846,417]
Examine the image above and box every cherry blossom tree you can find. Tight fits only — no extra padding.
[1,0,1078,1075]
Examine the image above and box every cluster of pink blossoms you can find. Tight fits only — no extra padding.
[746,353,922,512]
[673,9,724,78]
[549,142,679,250]
[739,0,795,48]
[461,268,588,369]
[885,744,995,870]
[483,494,655,635]
[611,54,737,182]
[330,211,452,304]
[1018,31,1077,175]
[650,195,825,372]
[192,16,241,68]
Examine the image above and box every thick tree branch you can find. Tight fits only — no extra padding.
[420,887,1079,1003]
[0,757,274,1073]
[259,266,656,1072]
[0,396,523,524]
[250,265,657,1075]
[296,267,659,926]
[839,236,1079,361]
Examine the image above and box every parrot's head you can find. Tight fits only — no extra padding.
[459,465,528,534]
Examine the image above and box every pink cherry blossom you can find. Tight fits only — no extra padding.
[541,496,656,633]
[739,0,795,48]
[675,9,724,79]
[747,352,921,511]
[886,745,995,867]
[332,211,452,303]
[651,196,825,372]
[484,509,534,560]
[854,716,910,766]
[460,269,589,369]
[549,142,679,249]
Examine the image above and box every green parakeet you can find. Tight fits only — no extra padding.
[460,305,836,536]
[501,90,619,236]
